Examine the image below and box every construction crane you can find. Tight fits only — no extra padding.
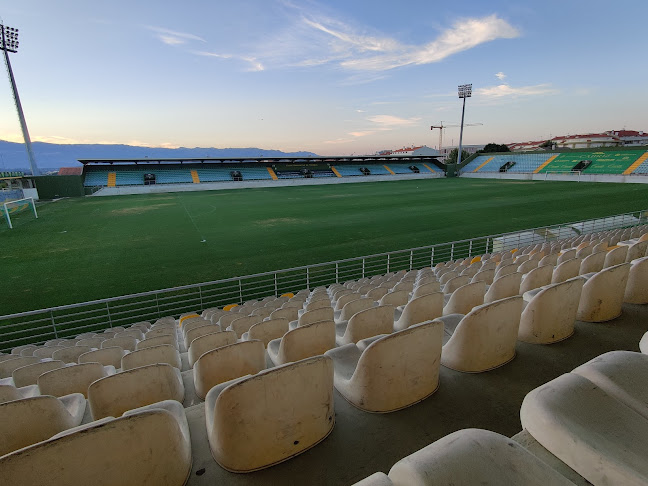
[430,121,483,151]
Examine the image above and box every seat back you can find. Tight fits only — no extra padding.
[442,275,471,294]
[101,336,138,352]
[343,305,394,343]
[194,340,266,400]
[121,344,181,371]
[442,296,523,372]
[278,320,336,365]
[579,251,606,275]
[88,363,184,419]
[412,281,441,299]
[517,259,538,275]
[351,321,444,412]
[334,293,361,311]
[182,317,211,338]
[188,330,237,367]
[391,281,414,292]
[443,281,486,316]
[269,307,299,321]
[33,346,63,359]
[137,334,178,350]
[299,307,334,326]
[38,362,111,398]
[519,264,554,294]
[229,315,263,339]
[471,269,495,285]
[75,337,107,348]
[379,290,410,307]
[519,277,584,343]
[251,307,273,319]
[12,360,65,388]
[484,272,522,304]
[578,263,631,322]
[115,329,145,341]
[206,356,334,472]
[0,356,40,379]
[145,328,175,340]
[626,240,648,262]
[340,298,375,321]
[604,245,628,268]
[78,347,126,368]
[538,253,559,267]
[395,292,444,331]
[184,324,219,347]
[494,262,518,279]
[624,256,648,304]
[0,395,78,456]
[247,318,289,347]
[52,346,95,364]
[438,271,458,285]
[557,248,576,264]
[552,257,581,283]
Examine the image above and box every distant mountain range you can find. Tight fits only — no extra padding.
[0,140,319,173]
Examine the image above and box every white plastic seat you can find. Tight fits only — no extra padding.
[411,281,441,299]
[336,305,394,346]
[393,292,443,332]
[494,262,518,279]
[51,346,95,364]
[205,356,334,472]
[516,259,538,275]
[0,356,40,379]
[470,268,494,285]
[626,240,648,262]
[557,248,576,264]
[11,344,38,356]
[624,256,648,304]
[366,287,389,300]
[268,306,299,322]
[385,428,574,486]
[604,245,628,268]
[78,346,126,368]
[579,250,606,275]
[519,277,584,344]
[442,281,485,316]
[326,320,442,412]
[145,327,176,340]
[0,383,39,404]
[241,318,289,347]
[115,329,145,341]
[267,320,336,366]
[121,344,181,371]
[520,372,648,486]
[101,336,138,352]
[438,296,523,373]
[193,340,266,400]
[0,394,86,456]
[334,292,362,312]
[441,275,471,295]
[183,324,219,347]
[88,363,184,419]
[38,362,115,398]
[484,272,521,304]
[188,330,237,367]
[74,337,106,348]
[12,360,65,388]
[33,346,64,359]
[335,297,376,323]
[137,334,178,350]
[551,257,581,283]
[0,404,192,486]
[577,263,630,322]
[379,290,410,307]
[228,315,263,339]
[519,264,553,294]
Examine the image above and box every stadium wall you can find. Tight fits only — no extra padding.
[33,175,85,199]
[460,172,648,184]
[92,171,443,196]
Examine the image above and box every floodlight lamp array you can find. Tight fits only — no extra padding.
[1,25,19,53]
[458,83,472,99]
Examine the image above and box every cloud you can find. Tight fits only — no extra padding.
[478,83,559,99]
[323,138,354,144]
[495,72,506,80]
[368,115,421,127]
[349,131,375,137]
[194,51,265,72]
[147,26,206,46]
[355,109,366,113]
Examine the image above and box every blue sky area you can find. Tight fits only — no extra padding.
[1,0,646,155]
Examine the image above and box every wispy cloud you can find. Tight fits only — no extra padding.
[495,71,507,80]
[147,26,206,46]
[368,115,421,127]
[194,51,265,72]
[478,83,559,99]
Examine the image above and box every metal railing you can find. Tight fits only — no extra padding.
[1,209,645,351]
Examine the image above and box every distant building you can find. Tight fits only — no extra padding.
[508,129,648,152]
[552,133,621,149]
[377,145,441,157]
[605,130,648,146]
[438,144,485,156]
[58,167,84,176]
[507,140,548,152]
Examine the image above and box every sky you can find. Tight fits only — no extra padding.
[0,0,646,156]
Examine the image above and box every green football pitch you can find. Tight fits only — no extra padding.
[2,177,648,315]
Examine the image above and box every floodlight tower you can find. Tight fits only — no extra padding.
[1,22,39,175]
[456,83,472,167]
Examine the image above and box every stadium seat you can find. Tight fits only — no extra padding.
[438,296,523,373]
[579,251,606,275]
[88,363,184,419]
[0,383,39,404]
[484,272,521,304]
[520,372,648,485]
[268,306,300,322]
[267,320,336,366]
[32,346,65,359]
[11,344,38,356]
[101,336,138,352]
[516,259,538,275]
[577,263,630,322]
[494,262,518,279]
[241,318,289,347]
[0,394,86,457]
[0,356,40,379]
[519,264,553,294]
[51,345,95,364]
[78,346,126,368]
[624,256,648,304]
[11,360,65,387]
[184,323,219,346]
[205,356,334,472]
[193,340,266,400]
[552,257,581,283]
[290,306,335,331]
[75,337,107,348]
[334,293,362,312]
[604,245,628,268]
[626,240,648,262]
[326,321,442,412]
[336,305,394,346]
[557,249,576,264]
[188,330,237,367]
[471,268,495,285]
[115,329,145,341]
[0,404,192,486]
[121,344,181,370]
[379,290,410,307]
[519,277,584,344]
[38,362,115,398]
[443,281,485,316]
[228,315,263,339]
[336,297,376,323]
[383,428,574,486]
[538,253,559,267]
[393,292,444,332]
[137,334,178,350]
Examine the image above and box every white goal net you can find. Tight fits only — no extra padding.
[2,197,38,229]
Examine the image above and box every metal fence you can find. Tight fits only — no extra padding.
[1,209,646,351]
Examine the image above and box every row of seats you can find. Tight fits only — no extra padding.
[353,349,648,485]
[1,224,646,481]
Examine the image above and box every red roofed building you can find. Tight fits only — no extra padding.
[605,130,648,146]
[58,167,84,176]
[377,145,441,157]
[552,133,621,149]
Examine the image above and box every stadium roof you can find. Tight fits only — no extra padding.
[78,155,442,165]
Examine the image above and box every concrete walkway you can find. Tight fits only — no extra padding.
[184,302,647,485]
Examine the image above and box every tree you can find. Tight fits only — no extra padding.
[480,143,511,153]
[540,140,554,150]
[446,148,470,165]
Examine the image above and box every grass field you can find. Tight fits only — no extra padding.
[2,177,648,315]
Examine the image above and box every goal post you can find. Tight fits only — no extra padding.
[2,197,38,229]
